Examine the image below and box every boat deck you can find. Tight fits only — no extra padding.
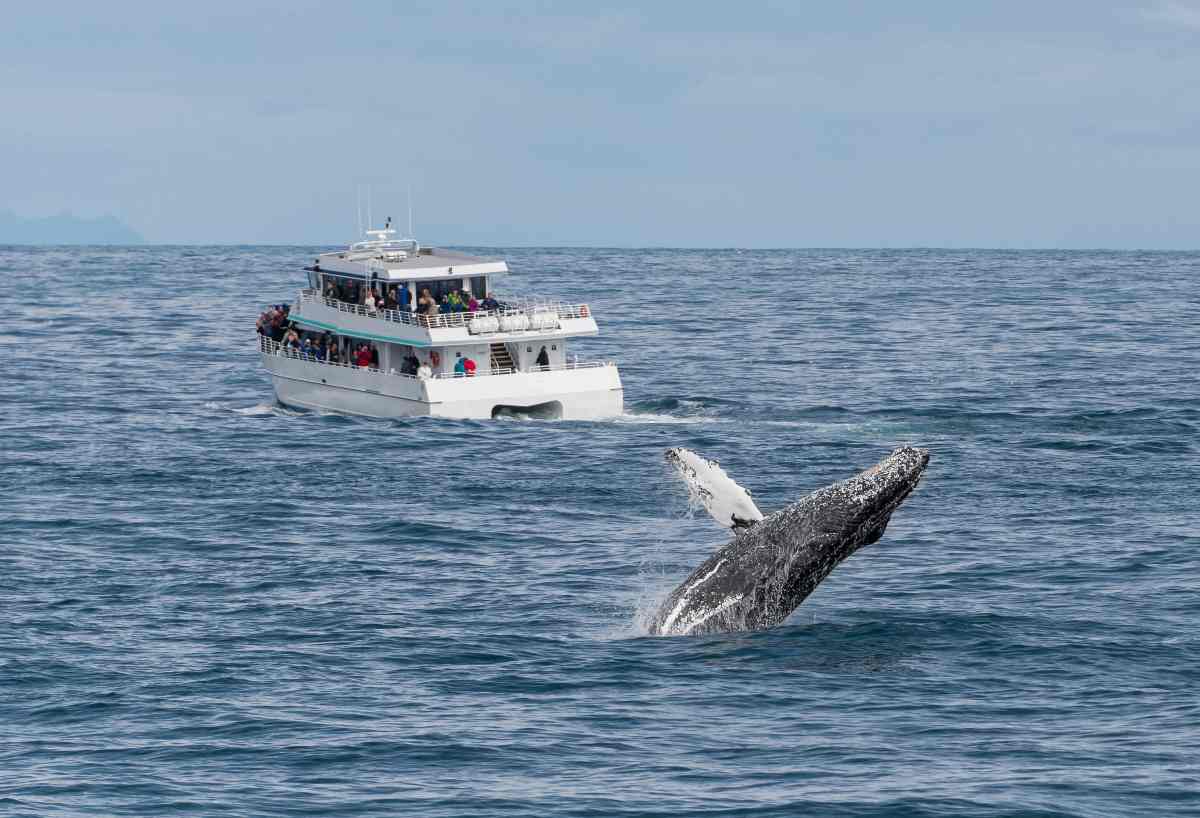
[315,246,507,281]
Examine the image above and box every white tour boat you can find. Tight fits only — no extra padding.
[257,220,623,419]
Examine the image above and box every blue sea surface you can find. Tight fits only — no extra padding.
[2,246,1198,817]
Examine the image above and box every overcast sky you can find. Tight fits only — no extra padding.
[5,1,1200,246]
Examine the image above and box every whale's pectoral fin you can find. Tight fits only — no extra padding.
[665,448,766,531]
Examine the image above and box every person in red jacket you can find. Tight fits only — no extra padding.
[463,357,476,376]
[355,344,372,368]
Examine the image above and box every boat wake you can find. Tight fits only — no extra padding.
[613,397,731,425]
[610,412,720,425]
[204,401,306,418]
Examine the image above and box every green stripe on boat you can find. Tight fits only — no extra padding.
[289,315,431,347]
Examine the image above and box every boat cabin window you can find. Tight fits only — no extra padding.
[311,268,491,309]
[422,279,462,302]
[319,272,364,303]
[415,276,490,303]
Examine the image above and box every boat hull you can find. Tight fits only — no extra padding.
[263,351,623,420]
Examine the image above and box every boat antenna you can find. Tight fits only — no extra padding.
[356,185,362,237]
[407,185,413,238]
[367,184,373,231]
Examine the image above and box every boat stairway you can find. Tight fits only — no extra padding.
[490,342,515,372]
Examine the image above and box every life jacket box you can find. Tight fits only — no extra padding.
[499,313,530,332]
[468,315,500,334]
[529,309,559,330]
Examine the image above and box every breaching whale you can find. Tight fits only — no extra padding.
[651,446,930,636]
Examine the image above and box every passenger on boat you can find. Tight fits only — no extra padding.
[399,285,412,312]
[401,352,420,376]
[418,288,436,315]
[384,287,399,310]
[282,328,301,351]
[466,294,480,312]
[257,305,280,338]
[354,344,372,368]
[535,346,550,369]
[481,293,500,312]
[454,356,467,376]
[364,289,378,314]
[417,361,433,379]
[328,340,341,365]
[464,357,477,376]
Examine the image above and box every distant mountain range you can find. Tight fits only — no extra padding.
[0,210,145,244]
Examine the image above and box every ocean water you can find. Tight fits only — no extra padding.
[2,246,1198,817]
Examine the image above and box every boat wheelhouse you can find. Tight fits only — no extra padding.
[257,221,623,419]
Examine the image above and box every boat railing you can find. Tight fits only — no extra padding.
[259,336,613,380]
[493,294,593,321]
[436,360,612,379]
[295,289,593,329]
[259,335,415,379]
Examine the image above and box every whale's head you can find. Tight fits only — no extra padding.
[785,445,930,556]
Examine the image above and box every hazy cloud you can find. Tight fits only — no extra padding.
[1142,1,1200,29]
[2,1,1199,247]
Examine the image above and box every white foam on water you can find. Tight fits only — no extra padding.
[609,411,725,425]
[759,419,874,432]
[205,401,304,418]
[590,559,679,640]
[234,403,288,416]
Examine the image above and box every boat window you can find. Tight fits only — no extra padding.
[471,275,488,297]
[319,272,365,303]
[424,279,465,302]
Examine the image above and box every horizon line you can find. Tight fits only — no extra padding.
[2,242,1199,252]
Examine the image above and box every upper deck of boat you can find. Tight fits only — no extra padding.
[314,243,507,282]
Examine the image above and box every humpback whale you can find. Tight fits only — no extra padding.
[651,446,930,637]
